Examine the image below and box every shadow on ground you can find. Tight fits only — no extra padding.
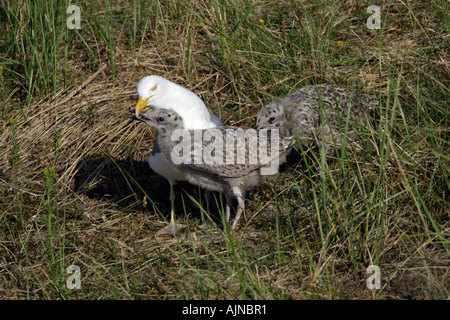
[73,154,227,223]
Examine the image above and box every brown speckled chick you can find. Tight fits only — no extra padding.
[256,85,377,158]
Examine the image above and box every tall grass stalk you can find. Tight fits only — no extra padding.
[0,0,68,102]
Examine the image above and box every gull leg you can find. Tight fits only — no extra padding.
[157,180,186,236]
[199,190,214,229]
[211,192,245,244]
[211,193,243,244]
[231,196,245,230]
[225,193,232,223]
[205,190,211,215]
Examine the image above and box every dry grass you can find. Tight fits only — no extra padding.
[0,0,448,299]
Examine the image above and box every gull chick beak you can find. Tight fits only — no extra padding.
[135,97,150,117]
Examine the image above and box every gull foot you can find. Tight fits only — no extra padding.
[156,223,186,236]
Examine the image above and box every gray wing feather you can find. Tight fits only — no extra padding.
[177,128,292,178]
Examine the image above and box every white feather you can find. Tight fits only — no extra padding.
[136,75,222,129]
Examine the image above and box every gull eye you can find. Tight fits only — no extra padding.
[269,116,276,123]
[151,85,157,91]
[158,116,165,122]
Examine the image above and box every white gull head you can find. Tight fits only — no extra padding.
[135,75,222,129]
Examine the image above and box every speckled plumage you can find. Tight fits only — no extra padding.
[136,109,294,231]
[256,85,377,158]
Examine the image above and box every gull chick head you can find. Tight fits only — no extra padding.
[136,109,184,134]
[135,75,168,117]
[256,101,285,130]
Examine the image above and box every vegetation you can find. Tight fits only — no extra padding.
[0,0,448,299]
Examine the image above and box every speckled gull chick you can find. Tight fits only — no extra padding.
[135,109,294,232]
[135,75,223,236]
[256,84,377,159]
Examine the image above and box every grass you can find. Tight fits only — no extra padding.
[0,0,448,299]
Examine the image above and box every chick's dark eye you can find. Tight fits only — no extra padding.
[158,116,165,122]
[269,116,276,123]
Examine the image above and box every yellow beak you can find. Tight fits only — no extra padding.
[135,97,150,117]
